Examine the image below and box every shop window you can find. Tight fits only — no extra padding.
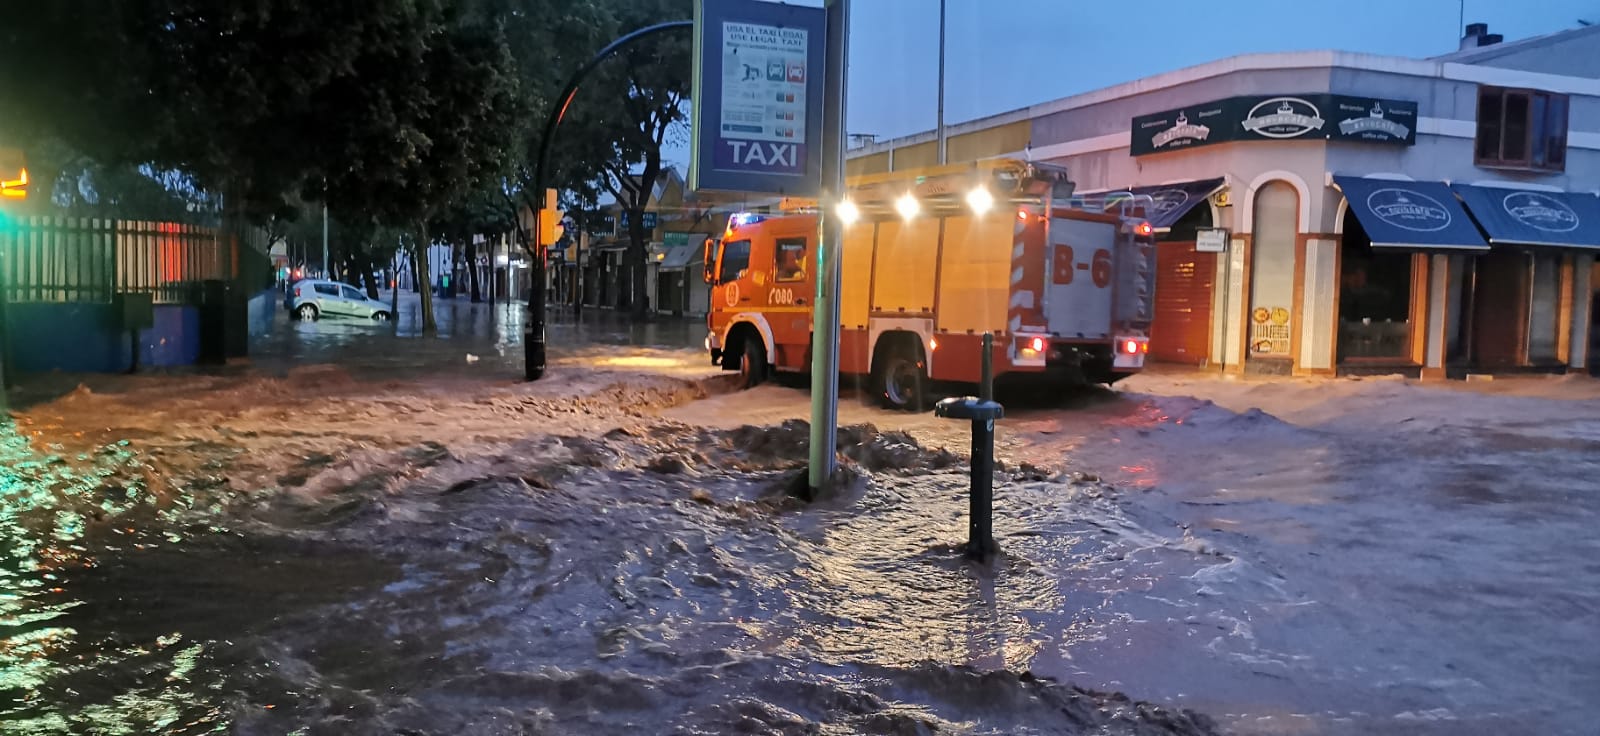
[774,237,809,282]
[1476,86,1568,172]
[1339,205,1414,361]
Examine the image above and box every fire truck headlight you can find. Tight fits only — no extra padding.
[966,186,994,214]
[837,199,860,225]
[895,192,919,220]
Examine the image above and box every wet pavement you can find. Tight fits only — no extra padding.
[2,300,1598,734]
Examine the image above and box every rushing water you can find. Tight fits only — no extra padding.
[1,412,1221,735]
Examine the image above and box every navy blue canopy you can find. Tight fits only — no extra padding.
[1452,184,1600,250]
[1334,176,1487,252]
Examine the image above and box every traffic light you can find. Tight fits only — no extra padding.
[538,208,565,246]
[537,188,563,246]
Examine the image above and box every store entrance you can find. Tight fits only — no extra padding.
[1338,205,1415,362]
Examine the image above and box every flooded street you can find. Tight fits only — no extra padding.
[3,302,1598,734]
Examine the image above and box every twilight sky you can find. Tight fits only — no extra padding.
[843,0,1599,142]
[657,0,1598,175]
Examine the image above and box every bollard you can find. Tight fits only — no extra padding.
[934,332,1005,561]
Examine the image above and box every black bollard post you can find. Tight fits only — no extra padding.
[935,332,1004,561]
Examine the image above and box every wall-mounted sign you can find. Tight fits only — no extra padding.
[1131,94,1417,156]
[619,211,659,231]
[1196,228,1229,253]
[691,0,826,195]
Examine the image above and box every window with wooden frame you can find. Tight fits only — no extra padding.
[1476,86,1569,172]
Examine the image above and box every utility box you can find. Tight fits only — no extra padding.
[113,292,154,331]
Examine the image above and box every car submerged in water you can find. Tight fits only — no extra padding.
[285,279,392,321]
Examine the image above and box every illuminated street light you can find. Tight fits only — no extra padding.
[966,186,994,214]
[895,192,919,220]
[837,199,860,225]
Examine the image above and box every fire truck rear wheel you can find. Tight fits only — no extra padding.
[876,347,927,412]
[739,338,767,388]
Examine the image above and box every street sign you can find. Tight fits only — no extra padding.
[690,0,826,196]
[619,210,658,231]
[1197,228,1229,253]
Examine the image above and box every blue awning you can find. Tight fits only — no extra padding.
[1072,178,1224,230]
[1452,184,1600,250]
[1333,176,1488,252]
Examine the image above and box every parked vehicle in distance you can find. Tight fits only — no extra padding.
[286,279,392,321]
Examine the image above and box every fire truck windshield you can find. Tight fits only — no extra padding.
[718,239,751,283]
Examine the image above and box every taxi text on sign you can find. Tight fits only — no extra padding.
[690,0,826,196]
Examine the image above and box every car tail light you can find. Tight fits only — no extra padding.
[293,287,301,297]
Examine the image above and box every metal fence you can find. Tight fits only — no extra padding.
[0,216,266,305]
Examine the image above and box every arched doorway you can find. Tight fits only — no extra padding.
[1338,203,1417,362]
[1247,181,1297,371]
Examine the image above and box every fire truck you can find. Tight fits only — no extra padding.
[701,159,1156,411]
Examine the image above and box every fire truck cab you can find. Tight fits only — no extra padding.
[702,159,1155,411]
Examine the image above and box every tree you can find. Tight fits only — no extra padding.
[508,0,692,321]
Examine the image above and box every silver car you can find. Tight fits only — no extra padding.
[286,279,392,321]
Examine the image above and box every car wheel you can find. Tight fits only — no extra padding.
[738,338,767,389]
[372,311,391,322]
[296,304,320,321]
[875,346,927,412]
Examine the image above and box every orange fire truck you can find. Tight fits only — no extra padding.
[701,159,1155,410]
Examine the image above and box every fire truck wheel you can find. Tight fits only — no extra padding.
[876,347,927,412]
[739,338,767,388]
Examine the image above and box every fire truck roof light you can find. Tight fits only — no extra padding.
[837,199,860,225]
[966,186,994,214]
[895,192,919,220]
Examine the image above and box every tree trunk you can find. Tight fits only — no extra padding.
[467,237,482,302]
[360,250,380,299]
[626,208,649,321]
[410,251,422,293]
[415,224,437,335]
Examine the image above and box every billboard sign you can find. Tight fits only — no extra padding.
[691,0,826,196]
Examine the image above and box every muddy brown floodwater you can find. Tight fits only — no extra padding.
[1,363,1223,736]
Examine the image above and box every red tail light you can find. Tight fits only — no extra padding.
[293,287,300,297]
[1029,337,1046,352]
[1122,339,1140,354]
[1134,221,1154,237]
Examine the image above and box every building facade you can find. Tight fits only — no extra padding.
[848,24,1600,378]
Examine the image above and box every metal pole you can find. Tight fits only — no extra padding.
[574,211,585,317]
[936,0,946,165]
[808,0,850,497]
[525,20,692,381]
[322,201,329,278]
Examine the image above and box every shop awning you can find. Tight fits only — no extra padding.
[658,244,698,271]
[1073,178,1224,230]
[1452,184,1600,250]
[1333,176,1488,252]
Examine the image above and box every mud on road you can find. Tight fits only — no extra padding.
[1,365,1224,736]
